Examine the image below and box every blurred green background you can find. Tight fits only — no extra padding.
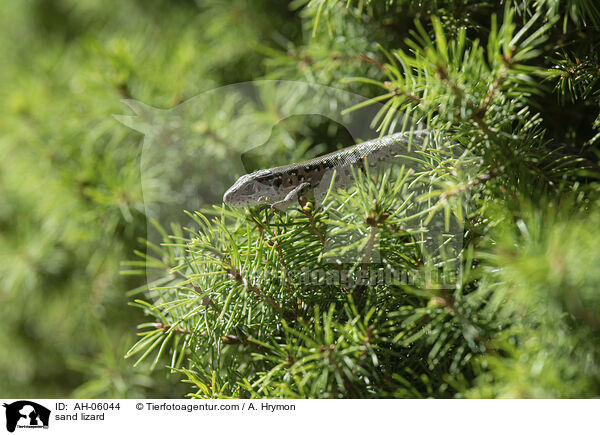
[0,0,302,398]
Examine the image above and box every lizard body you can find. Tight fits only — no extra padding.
[223,130,428,209]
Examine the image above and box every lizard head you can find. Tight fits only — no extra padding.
[223,169,275,207]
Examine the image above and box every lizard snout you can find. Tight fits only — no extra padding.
[223,182,251,206]
[222,187,238,206]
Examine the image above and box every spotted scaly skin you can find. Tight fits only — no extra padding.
[223,130,428,210]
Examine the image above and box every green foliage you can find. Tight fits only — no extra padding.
[469,199,600,397]
[0,0,297,397]
[122,0,600,399]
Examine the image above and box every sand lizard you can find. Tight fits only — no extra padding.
[223,130,428,210]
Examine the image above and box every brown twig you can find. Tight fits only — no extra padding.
[204,246,283,314]
[153,323,192,335]
[360,53,387,72]
[267,239,300,317]
[192,285,223,312]
[383,81,422,104]
[299,198,327,247]
[436,64,499,141]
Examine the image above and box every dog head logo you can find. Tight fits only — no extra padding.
[3,401,50,432]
